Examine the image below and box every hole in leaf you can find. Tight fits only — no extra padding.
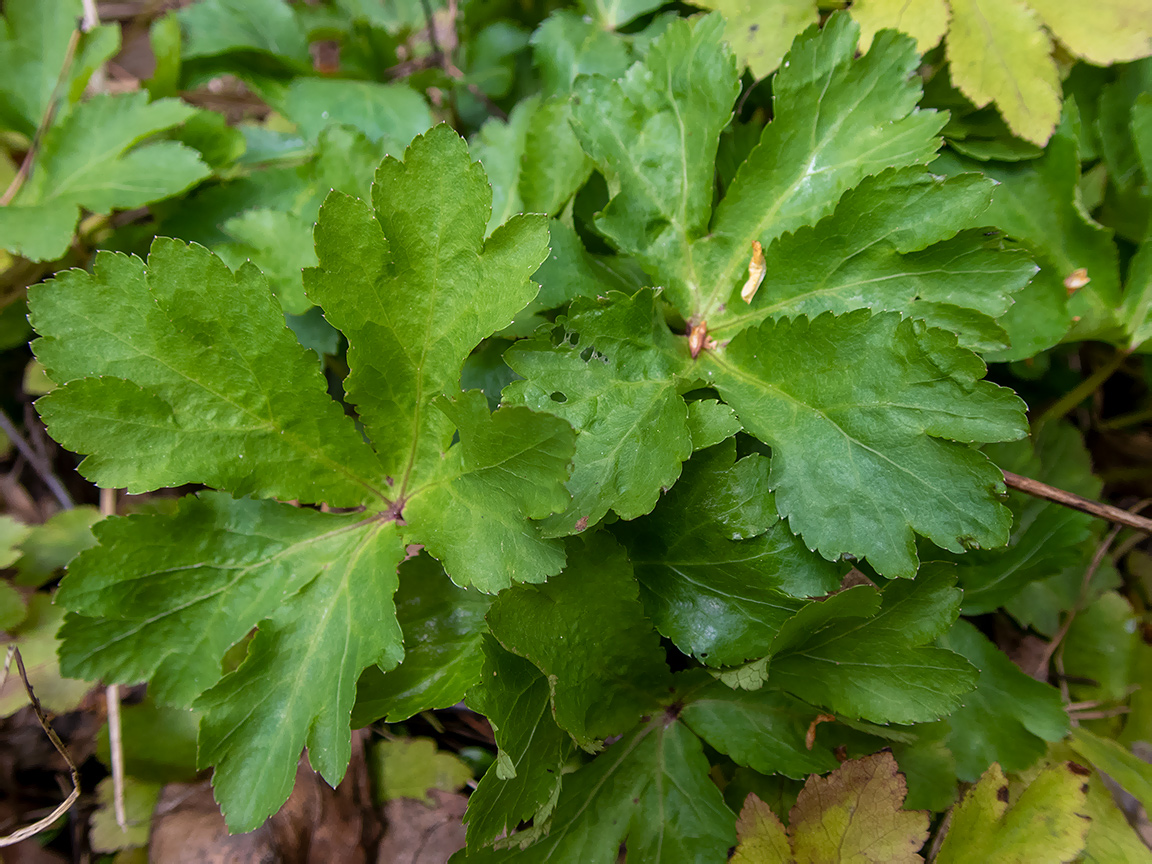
[550,392,567,403]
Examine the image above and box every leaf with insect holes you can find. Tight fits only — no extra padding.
[503,288,692,537]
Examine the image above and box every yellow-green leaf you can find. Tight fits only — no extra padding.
[946,0,1061,145]
[731,794,792,863]
[789,751,929,864]
[935,762,1091,863]
[849,0,949,53]
[371,737,473,804]
[1028,0,1152,64]
[690,0,817,78]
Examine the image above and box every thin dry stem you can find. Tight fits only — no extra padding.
[100,487,128,831]
[1,28,81,206]
[1003,471,1152,535]
[0,647,80,847]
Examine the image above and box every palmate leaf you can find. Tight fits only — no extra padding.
[36,126,573,830]
[513,12,1027,575]
[0,93,212,262]
[706,311,1025,578]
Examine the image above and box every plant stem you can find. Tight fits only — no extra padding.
[100,487,128,832]
[1036,348,1130,427]
[1002,471,1152,534]
[0,28,81,206]
[0,408,73,510]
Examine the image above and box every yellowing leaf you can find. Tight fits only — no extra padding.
[935,762,1091,864]
[732,794,792,863]
[730,752,929,863]
[370,737,473,804]
[790,752,928,864]
[850,0,949,53]
[946,0,1061,145]
[1028,0,1152,64]
[690,0,817,77]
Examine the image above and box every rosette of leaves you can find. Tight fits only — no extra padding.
[29,9,1065,858]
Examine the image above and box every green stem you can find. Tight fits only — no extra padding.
[1036,349,1130,427]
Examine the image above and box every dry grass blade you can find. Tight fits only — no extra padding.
[0,646,81,847]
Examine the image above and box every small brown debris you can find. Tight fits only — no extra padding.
[1064,268,1090,293]
[805,714,836,750]
[741,240,767,304]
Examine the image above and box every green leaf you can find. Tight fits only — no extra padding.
[464,636,572,848]
[55,494,405,830]
[937,114,1122,359]
[688,0,816,78]
[0,514,31,569]
[766,571,978,724]
[304,125,549,489]
[708,168,1037,354]
[195,518,405,831]
[504,289,692,536]
[945,0,1061,146]
[521,98,594,216]
[937,620,1069,782]
[570,13,742,317]
[178,0,309,67]
[680,679,840,779]
[707,311,1025,578]
[0,0,119,136]
[531,11,632,96]
[402,392,575,592]
[1081,763,1152,863]
[687,14,943,322]
[1063,591,1138,708]
[1121,94,1152,349]
[579,0,666,30]
[370,737,473,804]
[96,698,200,784]
[486,532,670,747]
[470,96,538,235]
[89,776,161,852]
[686,399,741,450]
[935,762,1091,864]
[351,553,491,726]
[31,239,386,506]
[0,93,211,261]
[616,439,843,667]
[1070,727,1152,815]
[216,208,316,314]
[274,78,432,151]
[465,718,735,863]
